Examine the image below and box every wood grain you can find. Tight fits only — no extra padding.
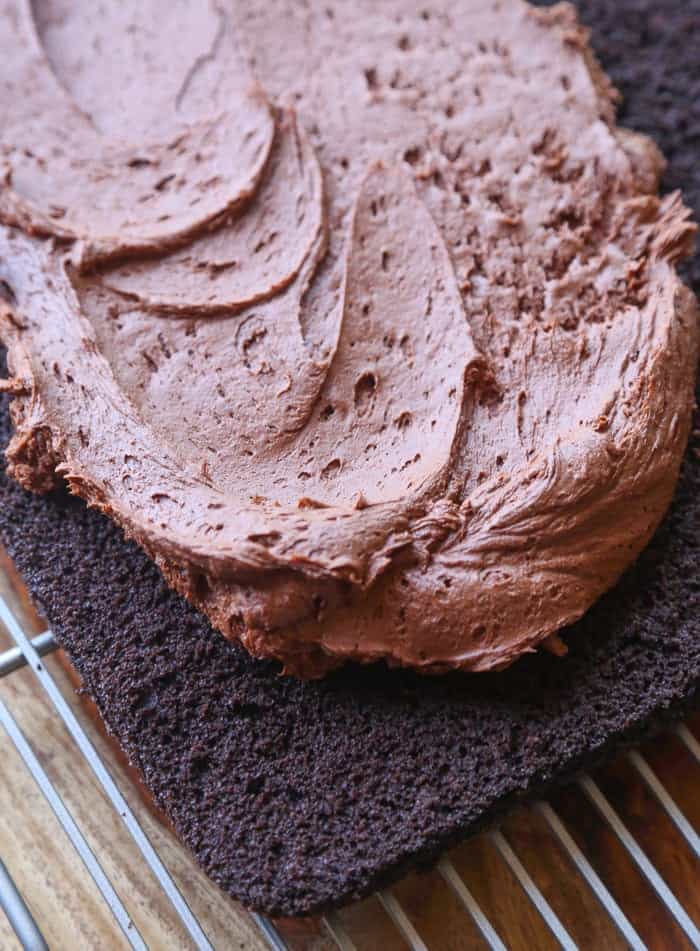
[1,544,700,950]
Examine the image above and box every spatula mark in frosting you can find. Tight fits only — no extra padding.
[3,157,482,523]
[286,163,485,506]
[84,163,483,509]
[0,0,274,271]
[100,111,325,316]
[0,0,698,679]
[0,153,483,584]
[173,4,228,115]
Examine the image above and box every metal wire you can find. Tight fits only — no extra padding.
[376,891,430,951]
[0,597,216,950]
[0,596,287,951]
[0,696,147,950]
[676,724,700,766]
[323,912,359,951]
[0,631,55,679]
[250,915,289,951]
[489,828,577,950]
[534,800,645,950]
[578,773,700,947]
[0,857,49,951]
[438,857,507,951]
[2,588,700,950]
[627,750,700,862]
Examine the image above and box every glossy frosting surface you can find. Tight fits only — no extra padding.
[0,0,697,675]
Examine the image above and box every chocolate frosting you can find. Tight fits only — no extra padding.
[0,0,697,676]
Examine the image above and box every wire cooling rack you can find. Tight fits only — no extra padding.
[1,581,699,950]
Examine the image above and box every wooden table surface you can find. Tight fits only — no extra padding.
[1,544,699,951]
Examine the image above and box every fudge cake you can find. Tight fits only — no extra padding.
[0,0,698,918]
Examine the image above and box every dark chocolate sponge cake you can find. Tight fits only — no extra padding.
[0,0,698,917]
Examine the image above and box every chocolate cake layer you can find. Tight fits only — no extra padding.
[0,0,698,917]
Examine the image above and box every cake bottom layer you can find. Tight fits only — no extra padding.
[0,0,699,916]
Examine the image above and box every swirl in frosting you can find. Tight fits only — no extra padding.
[0,0,697,676]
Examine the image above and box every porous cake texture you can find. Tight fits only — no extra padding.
[0,0,697,917]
